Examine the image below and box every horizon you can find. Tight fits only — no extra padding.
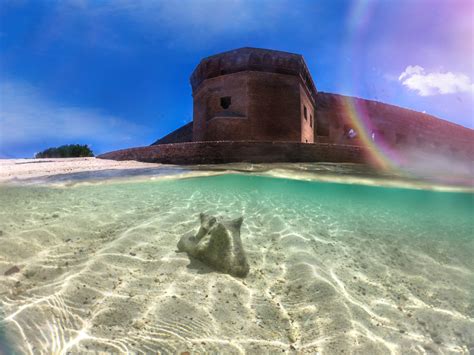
[1,0,473,158]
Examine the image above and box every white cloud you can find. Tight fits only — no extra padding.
[398,65,424,81]
[0,80,145,150]
[398,65,474,96]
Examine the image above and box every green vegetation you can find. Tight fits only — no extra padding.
[35,144,94,158]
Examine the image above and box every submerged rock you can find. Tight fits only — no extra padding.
[178,213,250,278]
[4,265,20,276]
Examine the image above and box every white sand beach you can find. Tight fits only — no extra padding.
[0,158,159,183]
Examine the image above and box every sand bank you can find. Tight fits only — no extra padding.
[0,158,159,183]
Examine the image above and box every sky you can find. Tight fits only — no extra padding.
[0,0,473,158]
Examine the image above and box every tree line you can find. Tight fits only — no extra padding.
[35,144,94,158]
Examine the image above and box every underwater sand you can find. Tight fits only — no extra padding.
[0,168,473,354]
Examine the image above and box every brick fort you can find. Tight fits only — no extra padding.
[99,47,473,167]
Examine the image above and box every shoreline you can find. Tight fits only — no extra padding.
[0,157,472,193]
[0,157,160,183]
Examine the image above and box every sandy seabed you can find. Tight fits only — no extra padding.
[0,160,473,354]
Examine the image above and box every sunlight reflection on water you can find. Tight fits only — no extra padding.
[0,169,473,353]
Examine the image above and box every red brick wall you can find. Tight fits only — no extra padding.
[192,72,250,141]
[190,48,318,144]
[300,83,315,143]
[100,141,367,165]
[246,72,302,141]
[192,71,311,143]
[315,92,474,159]
[190,47,317,102]
[205,117,251,141]
[149,91,473,165]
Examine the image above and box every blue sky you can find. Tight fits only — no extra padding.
[1,0,473,158]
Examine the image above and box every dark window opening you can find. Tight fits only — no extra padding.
[310,115,313,127]
[371,129,385,142]
[303,105,307,120]
[220,96,231,109]
[395,133,407,145]
[344,125,357,139]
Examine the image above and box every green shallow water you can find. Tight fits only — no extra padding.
[0,174,473,354]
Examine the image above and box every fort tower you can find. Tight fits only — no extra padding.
[190,47,317,143]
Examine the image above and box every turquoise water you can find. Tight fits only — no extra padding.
[0,173,473,353]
